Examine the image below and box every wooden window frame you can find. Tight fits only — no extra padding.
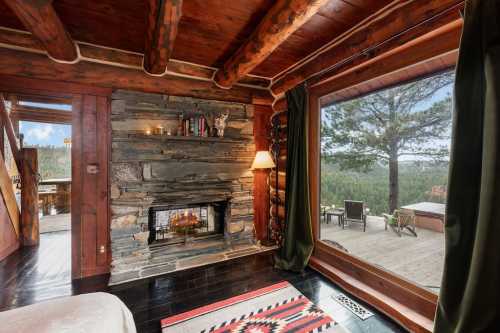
[307,88,438,332]
[302,19,463,329]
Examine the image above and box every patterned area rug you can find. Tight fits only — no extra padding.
[161,281,349,332]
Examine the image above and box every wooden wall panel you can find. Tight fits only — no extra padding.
[72,94,110,279]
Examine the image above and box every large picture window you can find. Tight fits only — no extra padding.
[319,71,454,293]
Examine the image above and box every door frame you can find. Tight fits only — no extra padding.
[0,75,112,280]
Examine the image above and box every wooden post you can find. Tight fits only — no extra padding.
[55,182,71,214]
[21,148,39,246]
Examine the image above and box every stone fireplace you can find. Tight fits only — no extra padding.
[109,90,258,284]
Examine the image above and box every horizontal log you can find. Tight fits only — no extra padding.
[0,47,273,106]
[272,98,288,113]
[312,20,462,98]
[271,110,288,125]
[309,4,463,87]
[270,204,286,220]
[270,171,286,189]
[276,156,287,170]
[11,105,72,124]
[270,188,286,203]
[0,28,271,89]
[214,0,329,88]
[5,0,78,62]
[7,93,72,105]
[271,0,463,95]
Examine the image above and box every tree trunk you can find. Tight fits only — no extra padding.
[388,152,399,213]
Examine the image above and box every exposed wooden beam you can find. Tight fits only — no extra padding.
[144,0,183,75]
[0,47,273,106]
[320,51,458,106]
[4,0,78,62]
[271,0,464,95]
[6,93,72,106]
[213,0,329,89]
[0,27,271,89]
[10,105,72,125]
[311,20,462,99]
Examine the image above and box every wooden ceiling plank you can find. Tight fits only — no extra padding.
[0,47,273,106]
[271,0,464,95]
[4,0,78,62]
[144,0,183,75]
[213,0,330,89]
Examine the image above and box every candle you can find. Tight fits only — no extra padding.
[154,126,165,135]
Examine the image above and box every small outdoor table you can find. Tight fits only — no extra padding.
[327,209,344,226]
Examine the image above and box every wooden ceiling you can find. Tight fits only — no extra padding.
[0,0,464,106]
[0,0,393,78]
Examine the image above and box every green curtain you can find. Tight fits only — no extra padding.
[274,84,314,272]
[435,1,500,331]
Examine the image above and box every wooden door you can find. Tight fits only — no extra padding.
[72,94,110,279]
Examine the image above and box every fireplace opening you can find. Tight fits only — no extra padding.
[148,202,227,245]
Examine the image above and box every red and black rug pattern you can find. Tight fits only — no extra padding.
[161,281,348,333]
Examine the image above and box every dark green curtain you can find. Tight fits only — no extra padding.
[274,84,314,272]
[435,1,500,331]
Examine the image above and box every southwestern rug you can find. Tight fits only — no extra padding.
[161,281,349,332]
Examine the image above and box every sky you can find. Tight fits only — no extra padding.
[20,121,71,147]
[17,101,72,148]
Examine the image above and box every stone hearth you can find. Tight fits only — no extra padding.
[109,90,261,285]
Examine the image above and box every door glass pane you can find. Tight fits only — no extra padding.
[320,71,454,294]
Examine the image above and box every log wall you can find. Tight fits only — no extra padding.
[269,107,287,234]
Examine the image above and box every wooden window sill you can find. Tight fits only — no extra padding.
[309,256,435,333]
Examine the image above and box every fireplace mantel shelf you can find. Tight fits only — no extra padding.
[124,133,250,144]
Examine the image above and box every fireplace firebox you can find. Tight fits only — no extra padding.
[148,202,227,245]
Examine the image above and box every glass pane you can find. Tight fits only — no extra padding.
[20,121,72,180]
[20,121,72,221]
[320,71,454,294]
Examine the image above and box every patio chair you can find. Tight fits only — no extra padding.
[383,208,417,237]
[343,200,367,232]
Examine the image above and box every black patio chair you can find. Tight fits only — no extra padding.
[343,200,367,232]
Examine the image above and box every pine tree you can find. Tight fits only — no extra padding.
[321,71,454,213]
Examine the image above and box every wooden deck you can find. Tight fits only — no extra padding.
[40,213,71,233]
[320,216,444,293]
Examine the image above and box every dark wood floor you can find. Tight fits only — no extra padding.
[0,231,407,333]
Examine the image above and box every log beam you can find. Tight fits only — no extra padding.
[311,20,462,99]
[4,0,78,62]
[0,47,273,106]
[271,0,464,95]
[10,105,72,125]
[144,0,183,75]
[213,0,329,89]
[0,27,271,89]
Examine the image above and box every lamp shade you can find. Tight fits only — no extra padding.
[251,151,276,170]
